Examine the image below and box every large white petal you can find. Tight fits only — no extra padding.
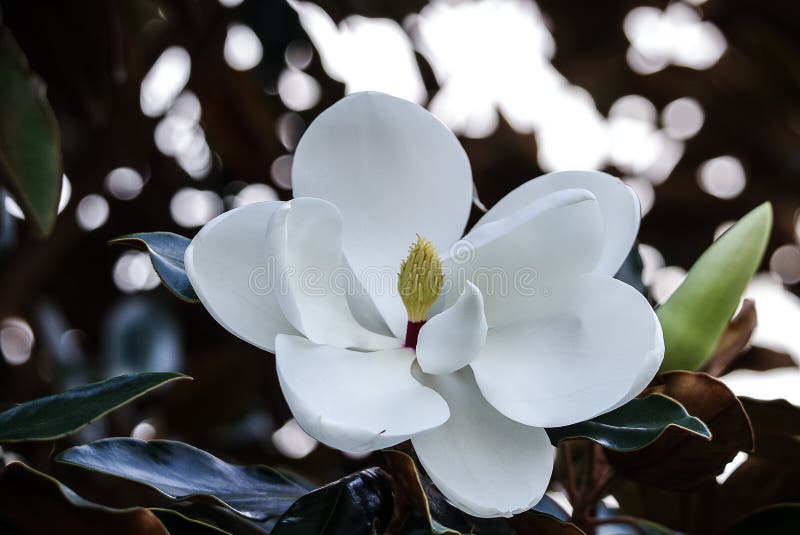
[443,189,603,326]
[266,198,400,350]
[475,170,640,276]
[185,201,298,353]
[471,275,664,428]
[275,335,449,452]
[416,281,487,375]
[411,367,554,518]
[292,92,473,336]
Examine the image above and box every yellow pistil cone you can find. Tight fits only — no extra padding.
[398,235,444,323]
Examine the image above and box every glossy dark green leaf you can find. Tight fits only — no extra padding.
[723,504,800,535]
[594,503,674,535]
[659,203,772,371]
[0,23,62,235]
[110,232,199,302]
[271,468,394,535]
[0,462,168,534]
[607,372,754,490]
[531,495,570,522]
[56,438,312,521]
[150,509,231,534]
[614,244,647,296]
[545,393,710,451]
[383,450,582,535]
[0,372,188,442]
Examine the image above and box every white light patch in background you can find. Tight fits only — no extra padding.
[5,175,72,219]
[714,220,735,241]
[105,167,144,200]
[224,24,263,71]
[638,243,665,287]
[745,274,800,359]
[608,95,684,184]
[277,69,321,111]
[770,245,800,285]
[285,40,314,70]
[717,451,748,484]
[140,46,191,117]
[290,0,425,103]
[131,420,158,441]
[219,0,244,7]
[624,177,655,216]
[271,154,293,189]
[277,112,306,151]
[698,156,746,199]
[170,187,224,227]
[154,91,212,179]
[272,419,318,459]
[624,4,726,74]
[650,265,688,305]
[1,317,34,366]
[76,194,110,231]
[58,176,71,213]
[662,97,704,140]
[113,251,160,293]
[232,183,279,207]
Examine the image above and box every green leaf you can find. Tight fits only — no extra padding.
[607,371,754,490]
[614,244,647,296]
[545,393,710,451]
[658,203,772,371]
[56,437,312,521]
[0,372,188,442]
[271,468,394,535]
[0,23,62,235]
[110,232,199,302]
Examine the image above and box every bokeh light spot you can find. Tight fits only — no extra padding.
[770,244,800,285]
[698,156,746,199]
[76,194,110,231]
[224,24,263,71]
[170,188,224,227]
[1,317,34,366]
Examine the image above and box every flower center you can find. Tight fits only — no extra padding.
[398,234,443,348]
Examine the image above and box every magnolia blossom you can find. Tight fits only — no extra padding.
[185,92,664,518]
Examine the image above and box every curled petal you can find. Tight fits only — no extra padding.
[471,275,664,428]
[276,335,450,452]
[293,92,473,336]
[417,281,487,375]
[475,170,640,276]
[185,201,298,353]
[412,367,554,518]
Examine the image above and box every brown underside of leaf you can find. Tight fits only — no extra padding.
[607,371,754,490]
[0,462,168,534]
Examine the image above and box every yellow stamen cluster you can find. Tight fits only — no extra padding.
[398,235,443,323]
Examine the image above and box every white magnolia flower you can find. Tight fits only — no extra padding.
[185,92,664,518]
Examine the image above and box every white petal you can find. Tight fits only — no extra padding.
[275,335,449,452]
[292,92,473,336]
[266,198,400,350]
[471,275,664,428]
[475,170,640,276]
[411,367,554,518]
[417,281,487,375]
[185,201,298,353]
[444,189,603,326]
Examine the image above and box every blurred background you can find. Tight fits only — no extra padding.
[1,0,799,488]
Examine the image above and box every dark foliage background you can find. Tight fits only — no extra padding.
[0,0,798,509]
